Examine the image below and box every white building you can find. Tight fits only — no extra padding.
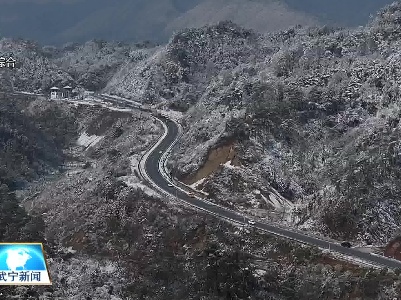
[50,86,73,100]
[63,85,72,99]
[50,87,61,100]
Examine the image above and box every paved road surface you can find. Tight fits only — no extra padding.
[142,115,401,269]
[5,91,398,268]
[92,93,401,269]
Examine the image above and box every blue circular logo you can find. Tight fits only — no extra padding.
[0,245,46,271]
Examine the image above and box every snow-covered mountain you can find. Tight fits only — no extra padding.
[102,2,401,244]
[0,38,73,92]
[0,38,152,93]
[104,21,266,105]
[5,1,401,244]
[4,2,401,298]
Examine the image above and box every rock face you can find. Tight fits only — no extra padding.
[181,141,239,184]
[384,236,401,260]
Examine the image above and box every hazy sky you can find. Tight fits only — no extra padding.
[0,0,81,3]
[284,0,394,25]
[0,0,397,45]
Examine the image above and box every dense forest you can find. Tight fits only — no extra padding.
[0,94,77,244]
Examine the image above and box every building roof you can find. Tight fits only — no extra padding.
[50,87,59,90]
[63,85,72,89]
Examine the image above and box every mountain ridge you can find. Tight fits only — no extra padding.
[1,0,393,45]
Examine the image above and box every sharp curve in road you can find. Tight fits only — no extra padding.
[97,93,401,270]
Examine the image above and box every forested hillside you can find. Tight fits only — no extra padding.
[3,1,401,299]
[103,2,401,244]
[0,94,77,188]
[2,97,400,299]
[0,94,77,256]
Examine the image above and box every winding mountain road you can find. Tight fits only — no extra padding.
[97,93,401,270]
[3,87,400,269]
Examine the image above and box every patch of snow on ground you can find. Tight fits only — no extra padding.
[66,246,77,254]
[129,156,140,175]
[259,192,284,210]
[223,160,232,168]
[102,93,141,106]
[77,132,103,148]
[16,91,43,95]
[69,99,96,106]
[84,95,97,101]
[269,187,294,208]
[296,216,316,230]
[121,176,160,198]
[105,106,133,112]
[254,269,267,277]
[66,170,84,177]
[158,109,184,121]
[267,193,282,210]
[223,160,241,169]
[189,177,206,189]
[99,261,119,275]
[69,98,135,112]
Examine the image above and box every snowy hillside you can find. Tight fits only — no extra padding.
[0,38,152,94]
[53,40,135,91]
[104,21,267,107]
[5,2,401,299]
[102,2,401,245]
[0,38,74,92]
[8,97,400,299]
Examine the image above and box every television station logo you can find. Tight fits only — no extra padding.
[0,243,51,285]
